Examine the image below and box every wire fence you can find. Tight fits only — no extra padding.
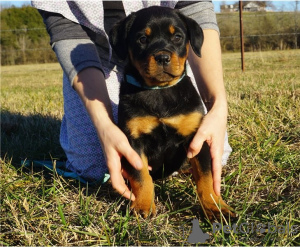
[1,10,299,68]
[1,27,299,52]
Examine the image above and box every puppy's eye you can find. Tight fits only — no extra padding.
[139,36,147,44]
[174,34,182,42]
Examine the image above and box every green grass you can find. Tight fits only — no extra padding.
[1,50,300,246]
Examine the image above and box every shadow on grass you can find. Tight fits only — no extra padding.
[1,110,124,209]
[1,109,65,165]
[1,110,233,227]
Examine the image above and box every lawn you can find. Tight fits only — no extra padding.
[1,50,300,246]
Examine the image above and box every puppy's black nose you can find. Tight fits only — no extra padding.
[154,54,171,65]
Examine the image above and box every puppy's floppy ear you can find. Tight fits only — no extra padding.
[177,12,204,57]
[109,13,136,60]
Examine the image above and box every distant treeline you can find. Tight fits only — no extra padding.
[1,6,56,65]
[217,11,299,52]
[1,6,299,65]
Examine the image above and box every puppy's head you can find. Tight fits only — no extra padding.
[109,6,203,87]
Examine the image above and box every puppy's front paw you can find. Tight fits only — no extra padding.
[198,191,236,220]
[130,177,156,218]
[131,194,156,218]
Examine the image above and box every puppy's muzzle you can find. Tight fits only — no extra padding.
[154,52,171,66]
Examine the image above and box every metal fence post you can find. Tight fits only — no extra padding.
[239,1,245,71]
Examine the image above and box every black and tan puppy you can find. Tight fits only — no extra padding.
[109,6,235,219]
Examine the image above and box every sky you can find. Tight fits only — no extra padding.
[0,1,298,12]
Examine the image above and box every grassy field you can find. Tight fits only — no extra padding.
[1,50,300,246]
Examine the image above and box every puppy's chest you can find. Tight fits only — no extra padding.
[119,79,203,140]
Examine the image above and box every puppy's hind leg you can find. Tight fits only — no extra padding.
[190,142,236,220]
[122,153,156,218]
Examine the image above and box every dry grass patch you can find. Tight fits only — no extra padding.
[1,50,300,245]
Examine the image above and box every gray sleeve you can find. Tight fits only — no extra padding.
[52,39,104,86]
[179,1,219,34]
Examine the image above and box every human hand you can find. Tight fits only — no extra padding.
[98,122,143,201]
[187,105,227,197]
[72,68,144,201]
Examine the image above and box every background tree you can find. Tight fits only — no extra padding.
[1,4,299,64]
[1,5,56,65]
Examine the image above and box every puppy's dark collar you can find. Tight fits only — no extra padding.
[125,73,185,90]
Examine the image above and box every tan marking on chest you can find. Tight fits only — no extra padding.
[127,116,160,139]
[161,112,202,136]
[126,111,202,139]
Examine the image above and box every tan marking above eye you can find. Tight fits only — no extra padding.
[169,25,175,34]
[145,27,152,36]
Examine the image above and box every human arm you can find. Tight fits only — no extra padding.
[177,1,228,197]
[73,68,143,200]
[37,10,143,200]
[187,29,228,197]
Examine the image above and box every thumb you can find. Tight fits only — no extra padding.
[110,171,135,201]
[120,142,143,171]
[108,156,136,201]
[187,131,206,158]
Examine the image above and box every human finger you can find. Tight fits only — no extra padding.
[117,140,143,171]
[109,161,135,201]
[187,129,207,158]
[210,143,223,197]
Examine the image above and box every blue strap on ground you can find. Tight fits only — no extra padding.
[21,160,110,185]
